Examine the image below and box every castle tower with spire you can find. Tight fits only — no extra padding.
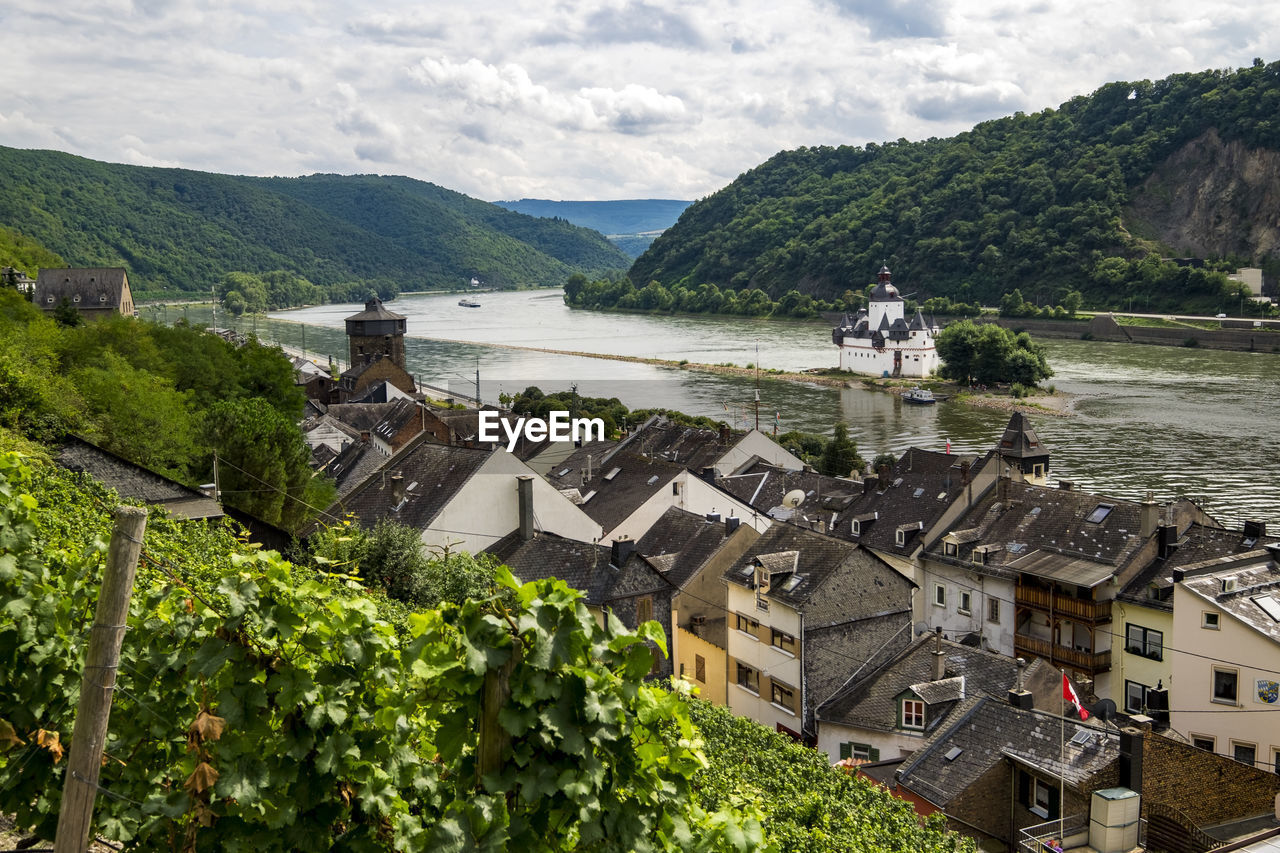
[832,265,940,378]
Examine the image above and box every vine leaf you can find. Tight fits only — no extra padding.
[0,718,23,749]
[34,729,63,763]
[184,761,219,794]
[188,710,226,747]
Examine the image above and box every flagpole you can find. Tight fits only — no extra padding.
[1060,668,1066,845]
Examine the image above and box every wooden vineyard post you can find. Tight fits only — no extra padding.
[54,506,148,853]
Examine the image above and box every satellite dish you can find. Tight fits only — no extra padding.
[783,489,806,508]
[913,620,930,637]
[1090,698,1117,724]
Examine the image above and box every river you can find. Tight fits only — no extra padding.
[155,289,1280,527]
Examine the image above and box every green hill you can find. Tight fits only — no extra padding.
[0,147,630,296]
[631,60,1280,314]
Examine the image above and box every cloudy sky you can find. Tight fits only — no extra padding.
[2,1,1278,202]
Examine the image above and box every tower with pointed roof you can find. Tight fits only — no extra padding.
[995,412,1050,485]
[345,297,407,370]
[832,265,940,378]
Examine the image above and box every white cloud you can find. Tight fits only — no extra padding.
[1,0,1279,199]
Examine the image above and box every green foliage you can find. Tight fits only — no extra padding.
[564,274,835,319]
[775,431,827,467]
[936,321,1053,388]
[0,148,629,297]
[310,518,505,609]
[632,61,1280,315]
[0,302,327,526]
[508,385,630,436]
[686,698,970,852]
[0,225,64,278]
[817,422,865,477]
[0,455,763,852]
[871,452,898,473]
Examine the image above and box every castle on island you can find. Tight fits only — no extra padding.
[832,265,940,378]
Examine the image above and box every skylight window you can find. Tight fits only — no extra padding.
[581,490,597,503]
[783,575,804,592]
[913,488,925,498]
[1085,503,1114,524]
[556,468,571,477]
[1254,595,1280,622]
[647,475,660,485]
[1069,729,1092,747]
[944,747,963,761]
[604,467,622,481]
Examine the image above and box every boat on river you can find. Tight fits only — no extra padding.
[458,298,481,308]
[903,387,937,405]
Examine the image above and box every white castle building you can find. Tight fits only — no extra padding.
[832,266,940,378]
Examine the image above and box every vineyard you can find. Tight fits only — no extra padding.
[0,453,969,851]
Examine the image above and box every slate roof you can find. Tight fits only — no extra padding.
[56,436,223,520]
[804,612,914,718]
[325,402,403,433]
[372,399,422,442]
[317,439,491,528]
[632,506,743,590]
[323,440,387,499]
[34,268,129,309]
[612,416,742,474]
[543,439,620,487]
[487,532,673,605]
[996,412,1050,462]
[343,297,405,323]
[1119,523,1280,611]
[430,407,551,459]
[723,524,913,622]
[560,452,684,534]
[1181,555,1280,644]
[816,634,1052,733]
[839,449,991,555]
[895,697,1119,808]
[924,479,1149,581]
[716,461,861,531]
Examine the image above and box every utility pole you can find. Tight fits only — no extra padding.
[55,506,148,853]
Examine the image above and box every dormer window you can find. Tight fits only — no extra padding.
[944,542,958,556]
[901,698,925,730]
[72,295,81,303]
[1085,503,1114,524]
[896,528,906,546]
[851,519,861,536]
[972,549,986,566]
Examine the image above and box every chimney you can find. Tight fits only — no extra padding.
[360,430,371,442]
[815,519,827,534]
[1119,726,1144,793]
[862,476,879,495]
[610,535,636,568]
[931,627,946,681]
[516,475,535,541]
[725,516,741,536]
[699,465,717,483]
[1140,492,1158,539]
[997,473,1010,503]
[705,512,722,523]
[877,464,891,491]
[960,460,971,485]
[1157,524,1178,559]
[719,424,731,443]
[1058,480,1074,491]
[391,474,406,505]
[1007,657,1034,709]
[1146,679,1169,728]
[689,614,706,636]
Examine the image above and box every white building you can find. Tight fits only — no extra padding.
[833,266,940,378]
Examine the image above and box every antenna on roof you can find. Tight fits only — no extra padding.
[783,489,805,508]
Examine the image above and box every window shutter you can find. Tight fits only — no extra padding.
[840,742,852,760]
[869,747,880,762]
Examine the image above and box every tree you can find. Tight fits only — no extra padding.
[936,320,1051,387]
[819,422,865,477]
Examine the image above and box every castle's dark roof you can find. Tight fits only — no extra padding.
[870,282,902,302]
[56,436,222,520]
[34,268,129,309]
[343,297,406,323]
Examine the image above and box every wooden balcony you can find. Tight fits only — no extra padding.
[1015,584,1112,624]
[1014,632,1111,675]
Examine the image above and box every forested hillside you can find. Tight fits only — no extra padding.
[0,147,629,296]
[632,60,1280,313]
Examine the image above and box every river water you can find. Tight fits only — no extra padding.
[162,289,1279,527]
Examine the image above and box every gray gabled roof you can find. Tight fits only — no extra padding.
[56,436,222,520]
[486,532,673,605]
[34,268,129,308]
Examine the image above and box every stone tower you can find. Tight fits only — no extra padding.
[344,297,407,369]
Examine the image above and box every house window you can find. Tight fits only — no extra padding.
[839,742,880,762]
[851,519,861,536]
[1213,667,1238,704]
[756,593,770,613]
[1203,612,1220,630]
[637,596,653,624]
[694,654,705,683]
[1191,735,1215,752]
[1124,680,1149,715]
[972,549,985,566]
[1233,742,1257,766]
[944,541,957,557]
[672,481,682,496]
[933,583,946,607]
[1032,778,1055,819]
[735,613,759,636]
[770,629,797,655]
[1125,624,1163,660]
[1032,463,1045,479]
[771,680,796,713]
[987,598,1001,624]
[1273,749,1280,775]
[736,662,758,694]
[901,698,925,729]
[1085,503,1114,524]
[958,591,972,615]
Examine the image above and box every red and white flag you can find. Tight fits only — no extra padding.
[1064,673,1090,720]
[945,439,951,454]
